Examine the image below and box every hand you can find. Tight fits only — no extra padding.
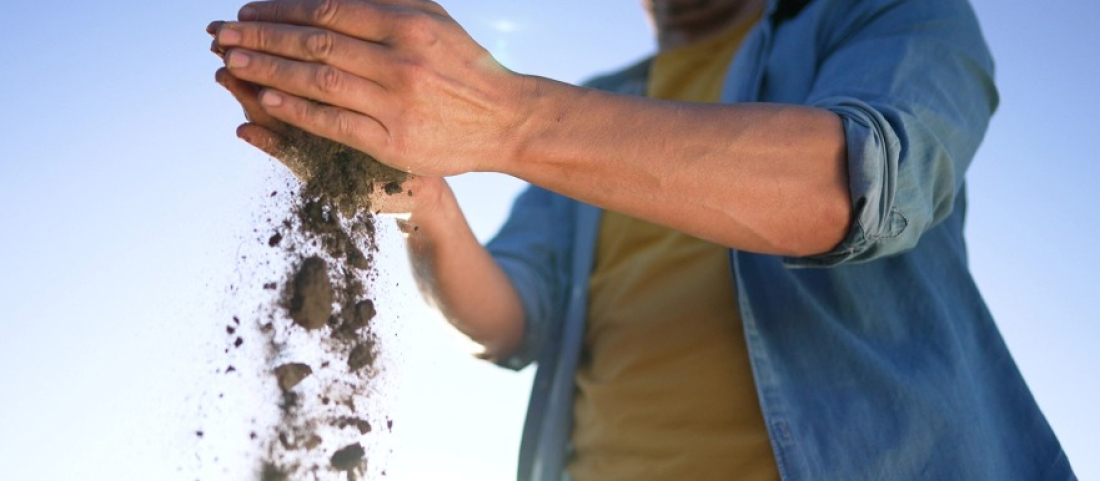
[369,175,441,214]
[209,0,533,177]
[370,175,451,238]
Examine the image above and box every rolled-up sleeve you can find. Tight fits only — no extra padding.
[485,185,575,370]
[786,0,999,267]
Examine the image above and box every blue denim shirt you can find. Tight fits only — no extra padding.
[486,0,1075,479]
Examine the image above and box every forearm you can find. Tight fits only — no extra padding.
[403,182,524,361]
[500,78,852,257]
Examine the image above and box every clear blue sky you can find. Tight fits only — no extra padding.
[0,1,1096,480]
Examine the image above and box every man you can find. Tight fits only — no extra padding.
[209,0,1075,479]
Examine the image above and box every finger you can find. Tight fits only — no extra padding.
[237,123,314,180]
[237,0,446,43]
[223,48,389,118]
[256,88,394,171]
[216,67,282,129]
[206,20,226,36]
[215,21,391,81]
[210,38,225,59]
[236,123,283,157]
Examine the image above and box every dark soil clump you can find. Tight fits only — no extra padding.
[382,182,403,195]
[330,443,365,471]
[287,256,334,330]
[260,462,290,481]
[338,300,376,334]
[278,126,406,216]
[274,363,313,392]
[347,343,375,372]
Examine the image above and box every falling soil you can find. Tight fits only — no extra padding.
[203,126,409,480]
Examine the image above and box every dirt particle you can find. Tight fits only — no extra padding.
[347,343,374,372]
[261,462,289,481]
[330,443,365,471]
[340,300,376,333]
[268,232,284,247]
[303,434,323,450]
[346,248,370,270]
[337,417,372,435]
[274,363,313,392]
[281,392,300,411]
[383,182,403,195]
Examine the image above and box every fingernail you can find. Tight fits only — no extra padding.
[218,27,241,46]
[261,90,284,107]
[227,50,250,69]
[239,6,258,21]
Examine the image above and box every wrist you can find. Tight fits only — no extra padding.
[486,74,553,176]
[488,76,591,181]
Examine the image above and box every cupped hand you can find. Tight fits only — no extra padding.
[369,175,442,215]
[209,0,533,178]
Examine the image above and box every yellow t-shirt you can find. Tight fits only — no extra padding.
[568,15,779,481]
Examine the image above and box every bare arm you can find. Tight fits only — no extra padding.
[397,178,525,360]
[210,0,850,257]
[504,81,849,256]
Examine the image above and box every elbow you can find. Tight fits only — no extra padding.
[779,143,853,257]
[800,194,853,257]
[772,186,853,258]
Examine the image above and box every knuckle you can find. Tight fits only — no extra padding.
[393,58,426,89]
[253,25,272,51]
[334,113,355,140]
[318,105,353,141]
[262,56,283,80]
[270,2,285,23]
[308,0,340,25]
[420,1,449,18]
[314,65,343,94]
[300,101,325,129]
[303,30,335,61]
[393,11,436,43]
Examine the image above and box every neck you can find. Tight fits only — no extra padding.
[651,0,766,51]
